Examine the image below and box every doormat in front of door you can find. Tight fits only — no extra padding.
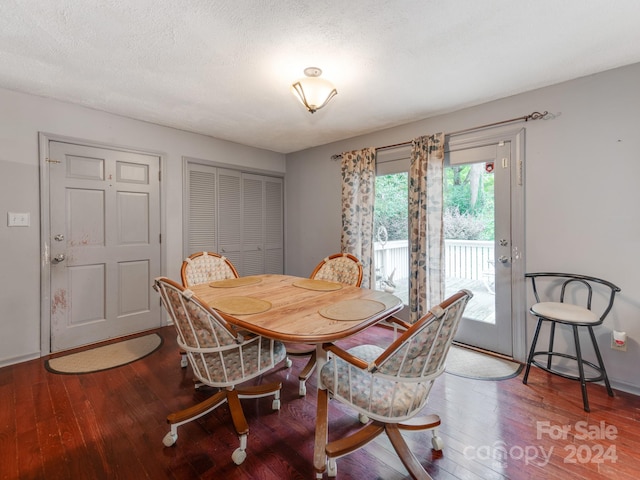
[45,333,163,374]
[445,345,522,381]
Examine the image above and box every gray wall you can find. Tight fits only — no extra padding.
[0,87,285,366]
[285,63,640,393]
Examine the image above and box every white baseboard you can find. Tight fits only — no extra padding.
[0,350,42,369]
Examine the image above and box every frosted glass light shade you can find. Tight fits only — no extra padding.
[291,67,337,113]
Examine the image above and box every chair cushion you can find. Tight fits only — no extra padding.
[320,345,430,420]
[531,302,599,324]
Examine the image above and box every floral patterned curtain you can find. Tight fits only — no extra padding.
[340,147,376,288]
[408,133,445,323]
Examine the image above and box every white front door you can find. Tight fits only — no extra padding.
[48,140,161,352]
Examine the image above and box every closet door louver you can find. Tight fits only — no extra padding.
[217,169,242,270]
[186,164,216,253]
[185,161,283,275]
[265,177,283,274]
[241,174,264,276]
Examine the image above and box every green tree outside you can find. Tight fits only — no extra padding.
[374,166,494,242]
[374,173,408,242]
[444,164,494,240]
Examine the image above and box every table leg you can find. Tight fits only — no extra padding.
[314,387,328,478]
[313,344,328,478]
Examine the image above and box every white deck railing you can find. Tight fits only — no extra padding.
[444,239,494,280]
[374,239,494,282]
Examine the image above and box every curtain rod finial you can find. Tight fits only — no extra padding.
[526,111,549,121]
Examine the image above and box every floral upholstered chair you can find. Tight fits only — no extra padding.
[181,251,239,287]
[318,289,473,478]
[287,253,364,396]
[310,252,363,286]
[154,277,286,465]
[178,251,240,367]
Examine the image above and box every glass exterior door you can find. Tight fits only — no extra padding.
[444,142,513,356]
[372,135,523,357]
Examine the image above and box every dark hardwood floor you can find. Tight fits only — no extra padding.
[1,325,639,479]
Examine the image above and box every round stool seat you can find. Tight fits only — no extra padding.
[530,302,599,325]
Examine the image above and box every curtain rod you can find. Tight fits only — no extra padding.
[330,110,548,160]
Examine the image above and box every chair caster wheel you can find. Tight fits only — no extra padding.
[299,383,307,396]
[232,448,247,465]
[431,435,444,451]
[180,355,188,368]
[272,399,281,410]
[327,458,337,477]
[163,431,177,447]
[358,413,369,424]
[285,357,293,368]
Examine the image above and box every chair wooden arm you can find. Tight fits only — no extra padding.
[323,343,369,370]
[386,315,411,331]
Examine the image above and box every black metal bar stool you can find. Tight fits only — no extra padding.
[523,272,621,412]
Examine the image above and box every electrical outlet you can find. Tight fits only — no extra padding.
[611,333,627,352]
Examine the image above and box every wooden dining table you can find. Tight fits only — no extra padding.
[189,273,404,477]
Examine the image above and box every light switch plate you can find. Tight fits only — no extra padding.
[7,212,30,227]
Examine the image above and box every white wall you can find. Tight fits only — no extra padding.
[0,87,285,366]
[285,63,640,393]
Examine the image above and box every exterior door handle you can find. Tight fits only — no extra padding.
[498,255,509,264]
[52,254,66,264]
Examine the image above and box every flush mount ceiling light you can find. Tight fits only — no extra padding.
[291,67,337,114]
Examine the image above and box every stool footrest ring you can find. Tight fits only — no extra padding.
[530,351,605,383]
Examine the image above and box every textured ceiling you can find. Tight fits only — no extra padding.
[2,1,640,154]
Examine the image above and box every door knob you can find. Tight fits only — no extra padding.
[52,254,66,264]
[497,255,509,264]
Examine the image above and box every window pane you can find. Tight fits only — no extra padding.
[443,163,496,324]
[374,172,409,306]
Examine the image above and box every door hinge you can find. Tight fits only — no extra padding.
[46,158,61,164]
[517,159,523,186]
[502,157,509,168]
[159,233,162,244]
